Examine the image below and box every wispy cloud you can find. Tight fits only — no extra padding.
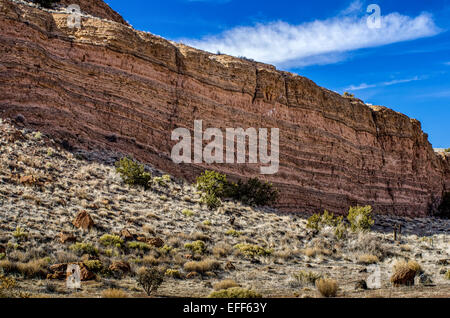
[184,8,441,67]
[346,76,421,91]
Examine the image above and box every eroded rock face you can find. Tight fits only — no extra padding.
[0,0,449,216]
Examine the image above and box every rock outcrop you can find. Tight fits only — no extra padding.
[0,0,449,216]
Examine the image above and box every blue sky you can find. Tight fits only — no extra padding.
[106,0,450,148]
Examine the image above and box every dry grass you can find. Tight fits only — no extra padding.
[358,254,379,265]
[213,279,240,291]
[393,259,422,274]
[0,258,49,278]
[101,288,128,298]
[183,259,220,273]
[315,278,338,298]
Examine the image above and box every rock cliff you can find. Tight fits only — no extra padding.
[0,0,448,216]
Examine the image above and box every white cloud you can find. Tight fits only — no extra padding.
[184,11,441,67]
[346,76,421,91]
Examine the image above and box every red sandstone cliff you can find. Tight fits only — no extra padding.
[0,0,449,216]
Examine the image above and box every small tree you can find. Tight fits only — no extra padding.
[136,267,164,296]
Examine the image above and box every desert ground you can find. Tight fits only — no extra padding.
[0,118,449,298]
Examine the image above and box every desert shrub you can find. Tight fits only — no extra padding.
[159,245,173,255]
[0,274,16,298]
[184,241,206,254]
[127,241,151,251]
[196,170,230,198]
[307,211,343,231]
[230,178,278,206]
[83,260,103,272]
[136,267,164,296]
[165,269,182,279]
[391,260,422,286]
[101,288,128,298]
[343,92,355,98]
[315,278,338,297]
[347,206,374,231]
[394,260,422,275]
[203,220,212,226]
[70,243,98,256]
[115,157,152,189]
[196,171,278,208]
[445,148,450,153]
[183,259,220,273]
[226,229,242,237]
[213,279,240,291]
[99,234,124,248]
[182,209,195,217]
[234,244,272,258]
[12,226,28,241]
[208,287,262,298]
[358,254,379,265]
[0,258,49,279]
[202,193,222,210]
[445,270,450,280]
[293,271,322,286]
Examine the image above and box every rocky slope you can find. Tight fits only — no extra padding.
[0,0,449,216]
[0,118,449,298]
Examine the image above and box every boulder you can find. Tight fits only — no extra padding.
[109,261,131,277]
[73,211,94,230]
[59,232,77,244]
[148,237,164,248]
[120,229,134,241]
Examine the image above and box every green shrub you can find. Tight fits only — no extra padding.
[234,244,272,257]
[127,241,151,251]
[184,241,206,254]
[182,209,195,217]
[196,170,230,198]
[12,226,28,241]
[165,269,182,279]
[70,243,98,256]
[83,260,103,272]
[306,210,345,232]
[230,178,278,206]
[445,270,450,280]
[159,245,173,255]
[0,253,5,260]
[226,229,242,237]
[343,92,355,98]
[201,193,222,210]
[136,267,164,296]
[208,287,262,298]
[196,170,278,208]
[347,205,374,231]
[99,234,124,248]
[445,148,450,153]
[115,157,152,189]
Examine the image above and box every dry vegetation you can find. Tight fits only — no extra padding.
[0,119,449,298]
